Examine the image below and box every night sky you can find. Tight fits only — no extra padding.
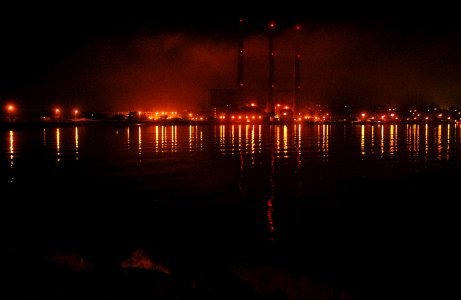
[2,3,461,114]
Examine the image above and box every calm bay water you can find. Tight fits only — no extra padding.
[1,122,459,298]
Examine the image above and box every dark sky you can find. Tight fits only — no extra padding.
[2,3,461,114]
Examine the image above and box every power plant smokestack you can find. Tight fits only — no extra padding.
[266,21,276,115]
[294,25,301,114]
[237,18,245,107]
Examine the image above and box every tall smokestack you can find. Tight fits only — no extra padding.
[267,21,276,115]
[237,18,244,107]
[294,25,301,115]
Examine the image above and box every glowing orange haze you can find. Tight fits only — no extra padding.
[21,25,461,112]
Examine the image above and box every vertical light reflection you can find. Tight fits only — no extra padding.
[294,124,302,199]
[164,126,169,152]
[296,124,302,167]
[267,197,275,241]
[173,125,177,153]
[413,124,419,157]
[245,124,250,154]
[238,127,244,198]
[371,125,375,154]
[155,126,159,152]
[424,124,429,159]
[258,125,263,154]
[138,126,142,157]
[389,125,397,155]
[437,124,442,160]
[43,128,47,146]
[323,124,329,152]
[9,130,14,183]
[251,125,255,161]
[283,125,288,158]
[238,125,242,153]
[9,130,14,166]
[406,124,411,155]
[74,127,79,160]
[231,125,235,154]
[56,128,61,162]
[317,125,321,151]
[267,146,276,241]
[275,126,280,157]
[220,125,225,154]
[189,125,192,151]
[161,126,165,152]
[380,125,384,155]
[199,128,203,151]
[321,124,329,159]
[361,125,365,156]
[127,127,130,147]
[394,125,398,154]
[447,124,451,160]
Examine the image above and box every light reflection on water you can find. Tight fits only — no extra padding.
[2,123,461,239]
[1,123,459,295]
[4,123,461,179]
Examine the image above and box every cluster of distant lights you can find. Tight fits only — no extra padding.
[4,103,461,123]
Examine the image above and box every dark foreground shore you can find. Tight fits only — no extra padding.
[3,167,459,300]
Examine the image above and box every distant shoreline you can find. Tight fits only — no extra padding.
[0,118,458,128]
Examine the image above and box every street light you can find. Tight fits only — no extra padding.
[74,109,79,119]
[55,108,61,120]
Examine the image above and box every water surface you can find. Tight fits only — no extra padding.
[2,123,459,298]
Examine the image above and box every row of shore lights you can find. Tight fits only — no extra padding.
[52,108,80,117]
[3,104,80,118]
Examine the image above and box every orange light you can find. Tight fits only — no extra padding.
[7,105,14,112]
[361,113,366,117]
[250,103,256,107]
[55,108,60,114]
[269,21,275,29]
